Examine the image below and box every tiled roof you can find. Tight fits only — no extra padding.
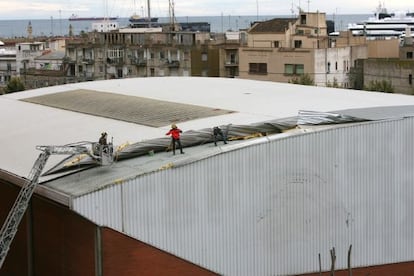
[249,18,297,33]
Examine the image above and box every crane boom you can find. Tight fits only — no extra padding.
[0,145,91,269]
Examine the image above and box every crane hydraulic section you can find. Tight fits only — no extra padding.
[0,143,113,269]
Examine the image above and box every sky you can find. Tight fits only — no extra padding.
[0,0,412,20]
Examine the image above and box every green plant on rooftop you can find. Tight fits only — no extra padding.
[289,73,314,86]
[364,79,394,93]
[4,77,25,94]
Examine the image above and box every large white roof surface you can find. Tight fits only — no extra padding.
[2,76,414,178]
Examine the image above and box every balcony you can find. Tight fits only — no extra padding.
[106,58,124,65]
[131,58,147,67]
[224,60,238,67]
[166,60,180,68]
[62,56,71,62]
[82,58,94,64]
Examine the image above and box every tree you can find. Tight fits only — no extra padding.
[4,77,25,93]
[289,73,314,86]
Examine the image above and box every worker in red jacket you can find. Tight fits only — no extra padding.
[166,124,184,155]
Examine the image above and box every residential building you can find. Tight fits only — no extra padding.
[64,30,207,80]
[239,12,345,85]
[15,42,46,76]
[22,51,66,89]
[0,42,16,88]
[238,12,404,88]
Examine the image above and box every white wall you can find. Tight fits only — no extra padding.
[314,47,352,87]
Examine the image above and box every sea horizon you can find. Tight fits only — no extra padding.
[0,14,370,39]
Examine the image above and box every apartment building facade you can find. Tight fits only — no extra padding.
[238,12,363,87]
[64,30,215,81]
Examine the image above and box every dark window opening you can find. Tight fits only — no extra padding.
[301,14,307,25]
[249,63,267,74]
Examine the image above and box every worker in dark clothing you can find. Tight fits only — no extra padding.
[166,124,184,155]
[99,132,108,145]
[213,126,227,146]
[98,132,108,153]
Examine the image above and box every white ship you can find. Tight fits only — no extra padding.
[347,4,414,39]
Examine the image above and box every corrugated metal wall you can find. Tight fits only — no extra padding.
[73,117,414,275]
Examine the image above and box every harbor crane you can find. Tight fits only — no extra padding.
[0,142,114,269]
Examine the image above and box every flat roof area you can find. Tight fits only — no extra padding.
[2,77,414,184]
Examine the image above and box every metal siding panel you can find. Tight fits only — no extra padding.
[72,118,414,275]
[72,184,123,230]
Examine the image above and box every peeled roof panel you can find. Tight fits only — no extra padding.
[22,89,235,127]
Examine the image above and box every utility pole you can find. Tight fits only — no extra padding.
[50,16,54,36]
[147,0,151,28]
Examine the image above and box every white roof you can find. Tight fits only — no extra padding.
[2,76,414,178]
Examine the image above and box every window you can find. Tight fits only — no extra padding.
[273,41,280,48]
[327,62,331,73]
[159,51,165,59]
[335,62,338,70]
[301,14,307,25]
[407,52,413,59]
[107,49,123,58]
[409,74,413,85]
[249,63,267,74]
[7,63,11,72]
[284,64,304,75]
[294,40,302,48]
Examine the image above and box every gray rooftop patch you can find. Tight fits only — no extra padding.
[22,89,235,127]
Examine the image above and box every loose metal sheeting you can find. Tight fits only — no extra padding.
[42,111,370,176]
[297,110,371,125]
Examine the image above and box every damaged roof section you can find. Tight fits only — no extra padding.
[42,110,372,177]
[21,89,235,127]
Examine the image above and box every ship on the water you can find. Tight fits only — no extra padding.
[69,14,118,21]
[347,3,414,38]
[129,14,158,23]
